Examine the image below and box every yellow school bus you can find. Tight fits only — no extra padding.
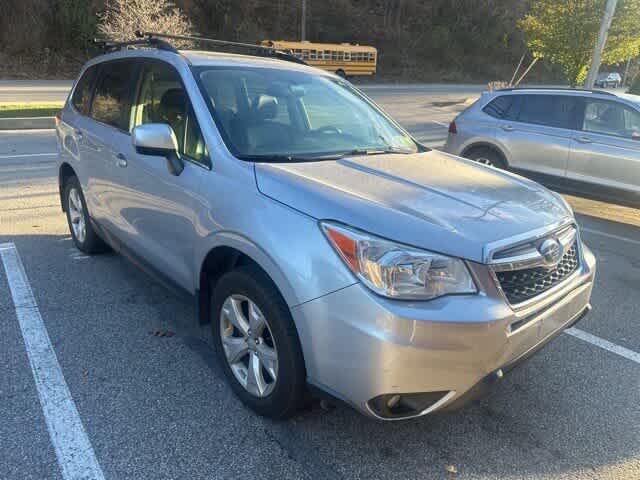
[260,40,377,77]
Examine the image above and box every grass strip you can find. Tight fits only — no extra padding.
[0,102,64,118]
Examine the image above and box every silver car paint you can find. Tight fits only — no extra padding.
[444,89,640,194]
[58,50,595,418]
[255,152,571,263]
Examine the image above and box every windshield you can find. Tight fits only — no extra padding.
[194,66,420,161]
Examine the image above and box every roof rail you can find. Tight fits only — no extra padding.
[93,37,178,54]
[497,87,616,96]
[135,31,307,65]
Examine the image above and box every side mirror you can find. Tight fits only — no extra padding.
[132,123,184,175]
[632,131,640,141]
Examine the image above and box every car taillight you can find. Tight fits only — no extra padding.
[54,112,61,128]
[448,120,457,134]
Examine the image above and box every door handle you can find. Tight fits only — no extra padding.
[115,153,127,168]
[501,125,515,132]
[574,136,592,144]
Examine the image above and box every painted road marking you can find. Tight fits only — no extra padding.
[565,328,640,365]
[0,242,105,480]
[430,120,449,127]
[581,227,640,247]
[0,152,58,159]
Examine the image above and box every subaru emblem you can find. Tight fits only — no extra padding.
[538,238,563,268]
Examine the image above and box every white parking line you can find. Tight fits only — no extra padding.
[0,242,105,480]
[565,328,640,365]
[430,120,449,127]
[581,227,640,246]
[0,152,58,159]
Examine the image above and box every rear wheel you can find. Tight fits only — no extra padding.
[335,69,347,79]
[464,146,507,169]
[63,176,109,254]
[211,265,306,419]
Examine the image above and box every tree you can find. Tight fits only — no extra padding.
[98,0,193,43]
[520,0,640,86]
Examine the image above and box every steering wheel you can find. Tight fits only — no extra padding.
[316,125,343,135]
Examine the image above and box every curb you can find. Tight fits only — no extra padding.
[0,117,55,130]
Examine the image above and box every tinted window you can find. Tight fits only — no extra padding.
[90,61,137,131]
[517,95,578,129]
[483,95,518,120]
[582,99,640,139]
[134,61,208,165]
[71,65,98,114]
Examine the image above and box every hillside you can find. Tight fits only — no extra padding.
[0,0,564,82]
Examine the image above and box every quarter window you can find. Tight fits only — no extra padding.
[90,61,137,131]
[483,95,518,120]
[71,65,98,114]
[134,61,208,165]
[582,100,640,139]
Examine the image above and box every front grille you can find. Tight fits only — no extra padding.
[495,242,579,304]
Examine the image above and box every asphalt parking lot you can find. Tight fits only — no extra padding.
[1,90,640,479]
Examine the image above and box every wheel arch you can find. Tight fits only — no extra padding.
[58,162,77,212]
[195,233,299,326]
[460,142,510,167]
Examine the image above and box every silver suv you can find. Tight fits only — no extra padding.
[444,88,640,206]
[56,37,595,420]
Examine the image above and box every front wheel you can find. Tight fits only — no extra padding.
[211,265,306,419]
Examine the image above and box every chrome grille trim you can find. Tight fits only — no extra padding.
[485,220,585,308]
[490,225,576,272]
[494,241,579,304]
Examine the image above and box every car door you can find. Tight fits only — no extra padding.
[567,98,640,193]
[494,94,579,180]
[116,59,209,291]
[85,59,140,237]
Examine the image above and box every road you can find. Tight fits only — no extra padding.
[1,89,640,480]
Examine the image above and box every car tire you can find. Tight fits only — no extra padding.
[335,69,347,79]
[63,176,110,254]
[211,265,306,419]
[465,147,506,169]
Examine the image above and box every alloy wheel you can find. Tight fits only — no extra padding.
[68,188,86,243]
[219,295,278,398]
[475,157,494,167]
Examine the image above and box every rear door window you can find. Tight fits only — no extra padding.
[71,65,98,115]
[90,60,138,132]
[517,95,579,130]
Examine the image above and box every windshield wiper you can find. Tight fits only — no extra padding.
[236,148,415,163]
[236,154,333,162]
[337,147,414,157]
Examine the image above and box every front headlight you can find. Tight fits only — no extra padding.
[321,222,477,300]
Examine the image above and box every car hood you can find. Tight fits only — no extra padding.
[254,150,571,263]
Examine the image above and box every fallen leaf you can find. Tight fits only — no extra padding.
[150,329,175,337]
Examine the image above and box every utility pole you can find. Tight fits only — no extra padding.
[585,0,618,88]
[301,0,307,41]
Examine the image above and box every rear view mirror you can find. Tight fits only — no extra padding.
[132,123,184,175]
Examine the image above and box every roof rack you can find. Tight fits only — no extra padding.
[93,37,178,54]
[134,31,307,65]
[497,87,616,96]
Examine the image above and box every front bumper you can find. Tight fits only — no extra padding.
[292,242,596,420]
